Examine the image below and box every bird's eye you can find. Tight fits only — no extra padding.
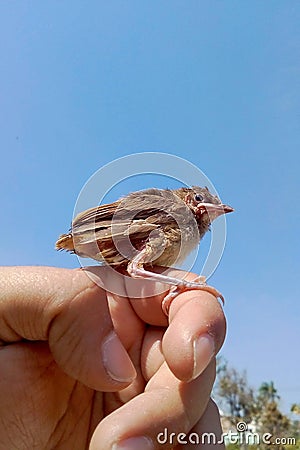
[194,194,204,202]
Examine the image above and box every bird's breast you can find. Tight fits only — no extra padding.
[153,224,200,267]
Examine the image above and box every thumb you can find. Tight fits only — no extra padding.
[0,266,136,391]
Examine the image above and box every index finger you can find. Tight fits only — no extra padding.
[162,289,226,381]
[86,265,226,382]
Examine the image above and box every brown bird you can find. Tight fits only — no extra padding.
[56,186,233,314]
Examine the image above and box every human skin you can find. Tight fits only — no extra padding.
[0,266,226,449]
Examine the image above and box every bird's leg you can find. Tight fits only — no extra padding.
[127,236,174,284]
[128,245,206,288]
[127,243,224,316]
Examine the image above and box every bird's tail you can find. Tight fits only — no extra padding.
[55,233,75,252]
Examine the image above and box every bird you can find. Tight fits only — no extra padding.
[56,186,233,314]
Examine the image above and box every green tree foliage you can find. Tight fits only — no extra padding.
[214,358,298,450]
[214,358,256,425]
[258,381,279,403]
[291,404,300,415]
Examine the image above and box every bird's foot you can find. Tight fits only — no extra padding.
[162,277,224,316]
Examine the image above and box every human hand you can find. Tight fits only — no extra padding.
[0,266,226,449]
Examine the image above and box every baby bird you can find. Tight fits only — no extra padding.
[56,186,233,314]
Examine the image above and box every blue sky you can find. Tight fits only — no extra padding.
[1,1,299,413]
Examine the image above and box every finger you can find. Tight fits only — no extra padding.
[86,265,168,326]
[162,289,226,381]
[140,328,165,381]
[139,325,224,450]
[90,360,216,450]
[175,399,225,449]
[0,266,136,391]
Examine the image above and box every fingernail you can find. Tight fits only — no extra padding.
[192,333,215,379]
[112,436,154,450]
[102,331,136,382]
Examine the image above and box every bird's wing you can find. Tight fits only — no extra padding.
[57,189,190,264]
[71,189,180,239]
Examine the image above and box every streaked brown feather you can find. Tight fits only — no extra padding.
[55,187,228,267]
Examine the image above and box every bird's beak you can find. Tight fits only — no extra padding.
[197,203,234,218]
[221,204,234,214]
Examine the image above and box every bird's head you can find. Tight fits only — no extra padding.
[174,186,234,236]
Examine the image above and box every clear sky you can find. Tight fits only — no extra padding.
[1,1,299,413]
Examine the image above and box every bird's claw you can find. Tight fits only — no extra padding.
[162,279,224,316]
